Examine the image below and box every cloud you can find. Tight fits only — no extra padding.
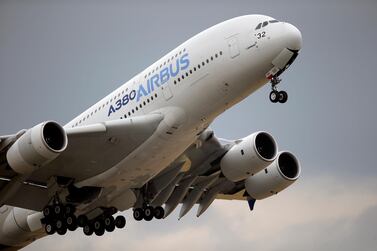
[23,174,377,251]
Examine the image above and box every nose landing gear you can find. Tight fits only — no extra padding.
[269,77,288,103]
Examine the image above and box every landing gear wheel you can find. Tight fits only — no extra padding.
[64,204,75,215]
[55,219,64,230]
[133,208,144,221]
[93,219,105,236]
[45,223,55,235]
[115,215,126,229]
[53,204,63,216]
[83,224,93,236]
[57,226,67,235]
[66,215,78,231]
[269,91,279,103]
[143,206,154,221]
[95,228,105,236]
[153,206,165,219]
[104,216,115,232]
[77,215,88,227]
[278,91,288,103]
[43,206,53,218]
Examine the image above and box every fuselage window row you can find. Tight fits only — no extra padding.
[73,48,202,127]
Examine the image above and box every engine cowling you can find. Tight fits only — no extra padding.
[245,151,301,200]
[6,121,68,175]
[220,132,278,182]
[0,206,43,247]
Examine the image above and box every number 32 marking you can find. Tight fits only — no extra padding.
[256,32,266,39]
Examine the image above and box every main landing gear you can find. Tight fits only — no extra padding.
[133,205,165,221]
[269,76,288,103]
[41,204,126,236]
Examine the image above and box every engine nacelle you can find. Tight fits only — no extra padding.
[220,132,278,182]
[245,151,301,200]
[0,206,43,247]
[6,121,68,175]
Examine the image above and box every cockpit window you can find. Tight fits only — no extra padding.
[256,20,280,30]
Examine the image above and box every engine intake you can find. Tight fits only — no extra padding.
[245,151,301,200]
[6,121,68,175]
[220,131,278,182]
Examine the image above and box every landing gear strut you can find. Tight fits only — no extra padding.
[269,76,288,103]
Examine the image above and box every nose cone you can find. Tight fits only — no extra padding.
[284,23,302,51]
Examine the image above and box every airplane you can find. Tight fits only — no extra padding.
[0,14,302,249]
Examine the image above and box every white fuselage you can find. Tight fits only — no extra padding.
[64,14,302,195]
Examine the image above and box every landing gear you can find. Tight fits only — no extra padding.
[83,224,94,236]
[42,204,125,236]
[269,77,288,103]
[153,206,165,220]
[278,91,288,103]
[93,219,105,236]
[143,206,154,221]
[42,203,78,236]
[133,205,165,221]
[133,208,144,221]
[269,91,279,103]
[45,223,55,235]
[114,215,126,229]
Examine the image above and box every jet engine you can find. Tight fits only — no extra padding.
[6,121,68,175]
[245,151,301,200]
[220,132,278,182]
[0,206,43,247]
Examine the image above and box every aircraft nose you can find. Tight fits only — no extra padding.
[284,23,302,51]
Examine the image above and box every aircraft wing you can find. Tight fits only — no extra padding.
[146,129,248,219]
[0,113,163,211]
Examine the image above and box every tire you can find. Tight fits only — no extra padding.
[143,206,154,221]
[133,208,144,221]
[45,223,55,235]
[104,216,115,232]
[64,204,75,215]
[153,206,165,220]
[55,219,65,230]
[53,205,62,216]
[93,219,104,232]
[43,206,53,218]
[95,228,105,236]
[93,219,105,236]
[269,91,279,103]
[66,215,78,231]
[115,215,126,229]
[83,224,93,236]
[57,226,67,235]
[77,215,88,227]
[278,91,288,103]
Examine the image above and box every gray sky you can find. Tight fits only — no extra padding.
[1,0,377,250]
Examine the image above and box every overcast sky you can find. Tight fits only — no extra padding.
[1,0,377,250]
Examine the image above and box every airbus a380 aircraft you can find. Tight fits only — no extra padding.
[0,15,302,249]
